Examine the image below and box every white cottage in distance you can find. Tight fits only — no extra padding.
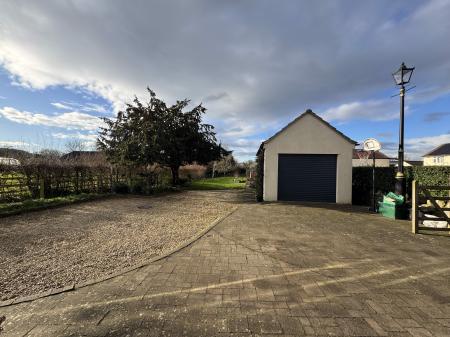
[0,157,20,166]
[423,143,450,166]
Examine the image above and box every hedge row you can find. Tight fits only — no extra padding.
[353,166,450,205]
[0,163,172,202]
[255,149,264,202]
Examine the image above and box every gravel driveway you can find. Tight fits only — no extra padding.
[0,190,239,301]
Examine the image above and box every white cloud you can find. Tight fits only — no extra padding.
[0,140,32,148]
[0,140,42,152]
[51,132,97,141]
[81,103,108,114]
[51,102,73,110]
[221,123,258,138]
[383,133,450,159]
[51,101,109,114]
[0,106,104,130]
[321,99,399,122]
[1,0,449,122]
[222,138,262,160]
[406,134,450,158]
[51,131,98,149]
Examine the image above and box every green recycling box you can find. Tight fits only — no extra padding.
[378,201,408,219]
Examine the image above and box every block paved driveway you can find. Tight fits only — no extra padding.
[2,191,450,337]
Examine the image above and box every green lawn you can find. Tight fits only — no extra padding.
[0,193,109,217]
[187,176,246,190]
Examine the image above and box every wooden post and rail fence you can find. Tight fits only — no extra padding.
[0,171,126,202]
[411,180,450,234]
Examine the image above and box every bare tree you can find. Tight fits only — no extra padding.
[65,139,87,153]
[214,154,237,176]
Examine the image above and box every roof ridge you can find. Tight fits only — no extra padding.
[423,142,450,157]
[262,109,357,146]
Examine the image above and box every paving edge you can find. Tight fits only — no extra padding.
[0,207,238,308]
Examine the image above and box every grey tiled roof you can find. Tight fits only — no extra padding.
[423,143,450,156]
[256,109,357,156]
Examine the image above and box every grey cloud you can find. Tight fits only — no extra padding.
[203,92,230,102]
[1,0,450,158]
[1,1,449,121]
[423,112,450,122]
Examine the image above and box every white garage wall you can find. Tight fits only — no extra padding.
[263,112,355,203]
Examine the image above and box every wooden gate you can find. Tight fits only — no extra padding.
[412,180,450,234]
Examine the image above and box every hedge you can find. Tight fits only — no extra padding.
[352,167,396,205]
[255,149,264,201]
[353,166,450,205]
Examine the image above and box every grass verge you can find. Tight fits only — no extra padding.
[0,193,110,217]
[187,176,246,190]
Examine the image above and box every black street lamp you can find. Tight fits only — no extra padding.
[392,62,414,196]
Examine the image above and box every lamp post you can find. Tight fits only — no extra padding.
[392,62,414,196]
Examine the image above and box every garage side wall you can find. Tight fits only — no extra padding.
[263,114,354,203]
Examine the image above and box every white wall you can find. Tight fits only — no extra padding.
[263,113,354,203]
[352,158,390,167]
[424,155,450,166]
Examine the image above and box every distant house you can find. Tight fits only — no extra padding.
[0,157,20,166]
[61,151,99,159]
[404,160,423,167]
[61,151,106,163]
[352,149,391,167]
[423,143,450,166]
[0,148,32,160]
[389,159,423,167]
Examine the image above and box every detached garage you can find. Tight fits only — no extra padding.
[257,110,356,203]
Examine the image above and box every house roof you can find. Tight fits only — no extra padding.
[405,160,423,166]
[423,143,450,157]
[257,109,357,155]
[61,151,102,160]
[353,149,391,159]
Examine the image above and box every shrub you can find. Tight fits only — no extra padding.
[352,166,450,205]
[112,182,129,194]
[352,167,396,205]
[255,148,264,202]
[177,177,189,186]
[404,166,450,186]
[179,164,207,180]
[130,180,144,194]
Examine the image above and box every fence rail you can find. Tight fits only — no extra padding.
[0,172,124,202]
[412,180,450,234]
[0,163,168,202]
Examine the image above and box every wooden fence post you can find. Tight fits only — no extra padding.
[412,180,418,234]
[39,177,45,199]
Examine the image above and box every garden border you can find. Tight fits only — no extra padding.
[0,193,115,218]
[0,206,238,307]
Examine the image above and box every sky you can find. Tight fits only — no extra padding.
[0,0,449,161]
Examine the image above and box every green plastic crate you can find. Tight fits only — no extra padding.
[378,201,408,219]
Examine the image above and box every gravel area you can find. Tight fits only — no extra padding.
[0,190,240,301]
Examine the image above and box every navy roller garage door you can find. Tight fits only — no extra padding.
[278,154,337,202]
